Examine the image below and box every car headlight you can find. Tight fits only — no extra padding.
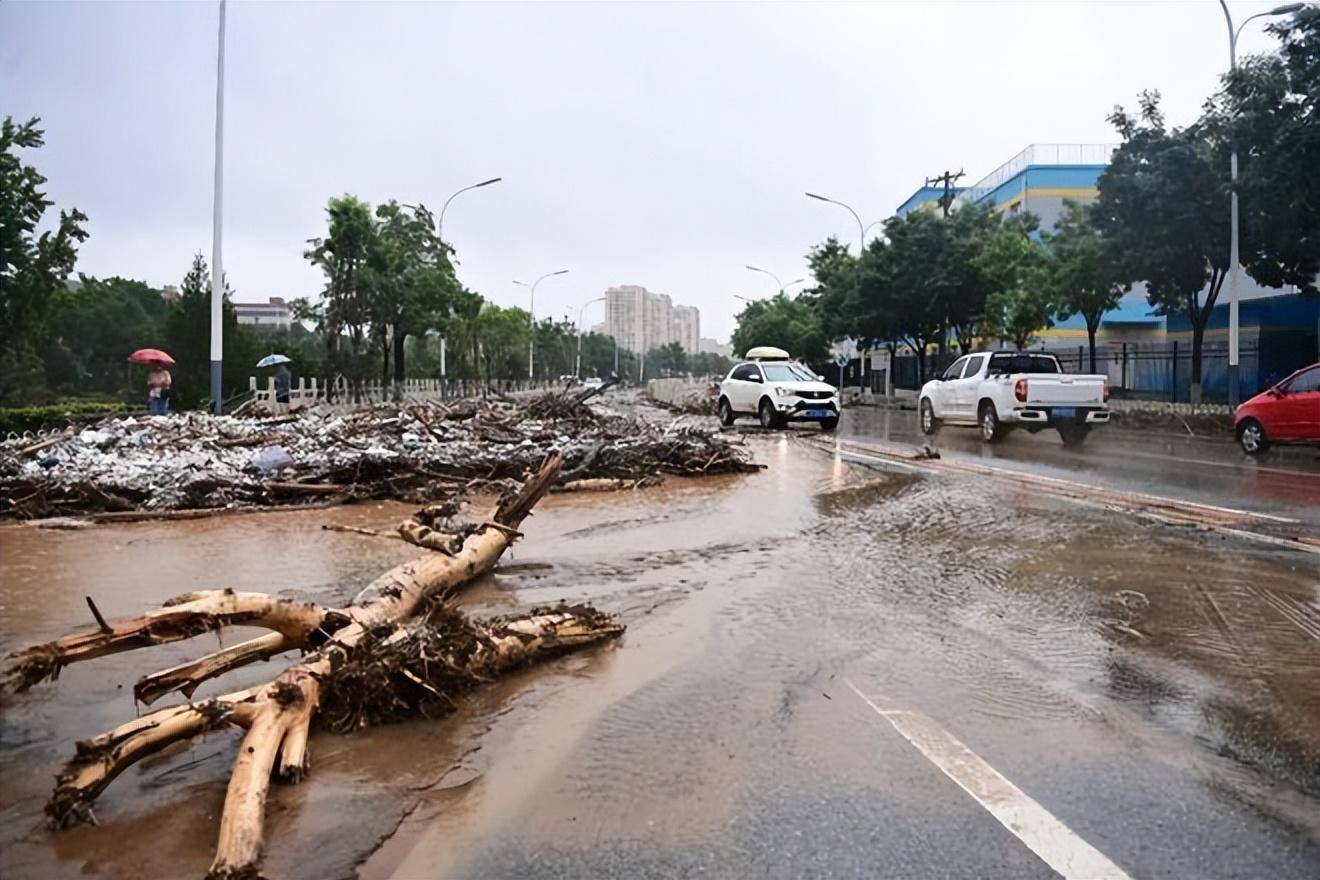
[775,386,795,397]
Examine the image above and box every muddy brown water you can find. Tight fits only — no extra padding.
[2,434,1319,879]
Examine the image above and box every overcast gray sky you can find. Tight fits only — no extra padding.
[1,0,1288,342]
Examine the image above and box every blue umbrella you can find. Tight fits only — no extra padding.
[255,354,292,368]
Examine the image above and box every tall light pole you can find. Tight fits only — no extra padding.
[209,0,226,415]
[513,269,568,379]
[575,296,606,378]
[805,192,866,256]
[1218,1,1301,407]
[437,177,502,243]
[745,265,805,295]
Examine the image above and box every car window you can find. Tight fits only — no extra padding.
[942,357,968,381]
[1283,366,1320,393]
[962,355,985,379]
[988,353,1059,375]
[762,363,811,382]
[731,364,761,381]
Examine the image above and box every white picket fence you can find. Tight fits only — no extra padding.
[245,376,563,414]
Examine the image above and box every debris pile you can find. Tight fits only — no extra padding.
[0,390,759,519]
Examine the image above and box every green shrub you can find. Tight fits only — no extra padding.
[0,401,130,437]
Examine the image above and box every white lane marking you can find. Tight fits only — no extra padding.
[847,681,1132,880]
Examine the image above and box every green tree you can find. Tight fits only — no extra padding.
[1094,91,1229,391]
[730,293,828,363]
[1046,201,1128,371]
[689,351,732,376]
[44,276,168,396]
[858,212,954,381]
[944,204,1000,352]
[474,304,530,381]
[578,331,623,379]
[805,237,858,341]
[162,252,240,409]
[975,216,1053,350]
[370,201,459,384]
[645,341,688,378]
[304,195,380,384]
[1207,7,1320,294]
[1,116,88,403]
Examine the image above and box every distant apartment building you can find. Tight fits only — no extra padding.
[233,296,292,328]
[603,285,700,354]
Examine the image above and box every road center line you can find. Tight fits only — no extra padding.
[846,681,1133,880]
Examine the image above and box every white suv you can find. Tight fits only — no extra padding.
[718,359,840,430]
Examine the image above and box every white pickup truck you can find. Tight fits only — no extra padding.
[919,351,1110,445]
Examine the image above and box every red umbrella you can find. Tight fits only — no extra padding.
[128,348,176,365]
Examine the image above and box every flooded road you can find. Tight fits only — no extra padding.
[3,434,1319,879]
[838,405,1320,529]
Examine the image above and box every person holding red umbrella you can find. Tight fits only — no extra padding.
[128,349,175,415]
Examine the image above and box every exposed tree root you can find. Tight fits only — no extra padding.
[3,452,626,880]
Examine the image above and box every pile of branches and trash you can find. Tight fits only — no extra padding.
[2,454,625,879]
[0,387,761,520]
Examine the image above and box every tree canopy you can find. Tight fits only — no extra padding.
[1,117,88,402]
[730,293,828,363]
[1094,91,1230,384]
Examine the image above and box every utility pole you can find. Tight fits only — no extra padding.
[209,0,226,414]
[924,169,965,218]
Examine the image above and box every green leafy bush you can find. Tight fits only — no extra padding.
[0,401,129,437]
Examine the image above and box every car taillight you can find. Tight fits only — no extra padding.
[1103,381,1110,402]
[1014,378,1028,402]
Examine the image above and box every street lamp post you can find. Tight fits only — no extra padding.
[1217,1,1301,408]
[745,265,805,295]
[209,0,226,415]
[575,296,605,378]
[805,192,866,256]
[437,177,501,243]
[513,270,568,380]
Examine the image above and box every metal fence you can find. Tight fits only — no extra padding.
[243,376,565,414]
[885,341,1273,403]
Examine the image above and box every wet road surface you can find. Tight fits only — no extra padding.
[839,405,1320,529]
[2,431,1319,879]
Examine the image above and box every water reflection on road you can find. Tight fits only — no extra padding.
[1,435,1318,879]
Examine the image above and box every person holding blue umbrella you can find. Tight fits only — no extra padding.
[256,354,293,404]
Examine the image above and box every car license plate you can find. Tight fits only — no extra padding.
[1053,407,1077,420]
[806,409,831,419]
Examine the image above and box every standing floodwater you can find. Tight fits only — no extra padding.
[3,437,1319,879]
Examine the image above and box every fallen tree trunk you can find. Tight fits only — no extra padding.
[3,452,625,880]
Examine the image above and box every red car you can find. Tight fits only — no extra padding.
[1235,362,1320,455]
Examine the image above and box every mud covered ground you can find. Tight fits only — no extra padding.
[2,425,1318,878]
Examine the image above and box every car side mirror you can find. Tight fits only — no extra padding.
[749,375,762,383]
[1268,386,1284,397]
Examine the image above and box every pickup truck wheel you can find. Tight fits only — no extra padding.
[718,397,736,426]
[1237,418,1269,455]
[758,398,782,430]
[1058,424,1089,447]
[919,399,939,435]
[978,402,1002,443]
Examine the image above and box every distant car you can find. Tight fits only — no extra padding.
[718,348,839,430]
[582,376,605,390]
[1235,362,1320,455]
[919,351,1110,446]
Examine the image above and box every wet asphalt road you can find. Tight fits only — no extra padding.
[2,413,1319,880]
[375,433,1320,880]
[838,405,1320,529]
